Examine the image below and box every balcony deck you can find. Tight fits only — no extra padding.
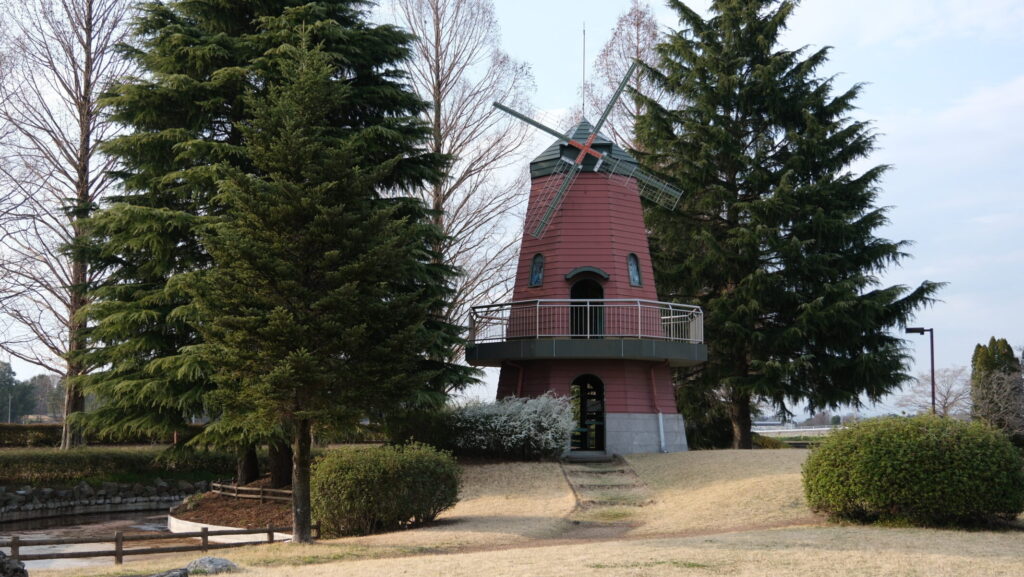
[466,299,707,367]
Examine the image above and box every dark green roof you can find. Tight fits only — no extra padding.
[530,119,639,178]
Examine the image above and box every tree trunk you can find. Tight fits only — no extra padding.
[59,386,86,449]
[235,444,260,484]
[60,258,89,450]
[291,418,313,544]
[268,437,293,489]
[729,390,753,449]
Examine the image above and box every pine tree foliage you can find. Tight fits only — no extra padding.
[636,0,942,448]
[80,0,463,446]
[971,337,1021,383]
[189,35,452,541]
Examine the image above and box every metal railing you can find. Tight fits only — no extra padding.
[469,299,703,344]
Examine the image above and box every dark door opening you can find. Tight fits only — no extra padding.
[570,279,604,338]
[570,374,605,451]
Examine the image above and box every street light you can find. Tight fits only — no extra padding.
[906,326,935,414]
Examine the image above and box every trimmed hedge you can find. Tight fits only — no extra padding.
[803,415,1024,525]
[311,444,460,536]
[0,424,62,447]
[752,434,788,449]
[0,423,206,448]
[0,446,236,486]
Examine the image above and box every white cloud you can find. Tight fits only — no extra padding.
[786,0,1024,48]
[878,74,1024,170]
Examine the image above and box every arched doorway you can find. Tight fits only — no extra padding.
[570,278,604,338]
[570,374,605,451]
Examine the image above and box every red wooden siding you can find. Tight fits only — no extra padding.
[497,359,675,414]
[510,173,658,302]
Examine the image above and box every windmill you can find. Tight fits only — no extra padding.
[494,61,683,238]
[466,60,707,457]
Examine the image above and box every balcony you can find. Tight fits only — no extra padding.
[466,299,707,367]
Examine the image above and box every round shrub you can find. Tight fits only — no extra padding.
[311,443,460,536]
[803,415,1024,525]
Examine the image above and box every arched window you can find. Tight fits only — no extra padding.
[529,254,544,286]
[627,253,642,286]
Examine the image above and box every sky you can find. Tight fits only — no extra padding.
[473,0,1024,414]
[4,0,1022,419]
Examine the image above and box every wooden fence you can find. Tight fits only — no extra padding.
[210,482,292,503]
[1,524,318,565]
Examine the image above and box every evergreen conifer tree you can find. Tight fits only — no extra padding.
[81,0,465,483]
[636,0,941,448]
[189,31,451,542]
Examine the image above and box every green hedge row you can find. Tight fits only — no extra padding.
[0,424,206,448]
[0,446,236,486]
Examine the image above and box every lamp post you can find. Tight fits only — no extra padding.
[906,327,935,414]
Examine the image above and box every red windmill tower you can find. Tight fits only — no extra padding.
[466,63,706,455]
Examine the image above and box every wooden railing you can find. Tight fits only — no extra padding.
[0,524,318,565]
[210,482,292,503]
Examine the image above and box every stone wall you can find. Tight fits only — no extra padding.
[0,479,207,523]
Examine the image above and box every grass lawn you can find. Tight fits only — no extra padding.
[30,450,1024,577]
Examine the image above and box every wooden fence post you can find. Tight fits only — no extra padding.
[11,536,19,558]
[267,523,274,544]
[201,526,208,552]
[114,531,124,565]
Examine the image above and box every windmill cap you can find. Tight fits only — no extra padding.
[529,119,639,179]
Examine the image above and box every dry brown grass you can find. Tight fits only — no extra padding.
[32,449,1024,577]
[234,525,1024,577]
[625,449,817,535]
[31,461,575,577]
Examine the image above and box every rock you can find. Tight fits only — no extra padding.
[132,483,145,496]
[75,481,94,498]
[186,557,238,575]
[0,550,28,577]
[176,480,195,493]
[146,570,188,577]
[144,486,158,497]
[55,490,72,499]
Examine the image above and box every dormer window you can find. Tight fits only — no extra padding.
[627,254,642,286]
[530,254,545,287]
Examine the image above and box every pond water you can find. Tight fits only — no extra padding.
[0,511,184,570]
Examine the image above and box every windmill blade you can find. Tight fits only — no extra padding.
[599,157,683,211]
[532,162,582,238]
[591,61,638,136]
[493,103,569,142]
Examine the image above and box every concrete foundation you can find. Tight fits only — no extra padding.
[603,412,688,454]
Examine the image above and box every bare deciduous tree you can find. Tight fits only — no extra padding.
[391,0,533,372]
[584,0,669,150]
[897,366,972,417]
[0,0,132,447]
[971,370,1024,437]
